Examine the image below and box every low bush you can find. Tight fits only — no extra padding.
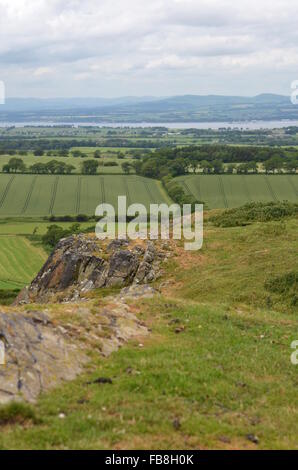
[0,289,20,305]
[265,271,297,306]
[163,175,201,207]
[210,202,298,227]
[42,223,81,248]
[0,403,38,426]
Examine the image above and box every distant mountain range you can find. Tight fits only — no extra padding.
[0,94,297,123]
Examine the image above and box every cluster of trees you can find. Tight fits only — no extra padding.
[2,158,76,174]
[81,160,99,174]
[121,162,134,174]
[0,138,168,153]
[2,157,26,173]
[42,223,81,248]
[2,158,103,175]
[135,146,298,179]
[0,139,101,152]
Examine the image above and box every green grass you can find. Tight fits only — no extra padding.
[171,218,298,313]
[0,300,296,449]
[0,220,93,235]
[0,235,47,289]
[0,174,170,217]
[0,216,297,449]
[176,175,298,209]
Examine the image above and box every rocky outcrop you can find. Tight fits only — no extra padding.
[0,236,168,405]
[16,235,164,304]
[0,310,87,404]
[0,287,149,404]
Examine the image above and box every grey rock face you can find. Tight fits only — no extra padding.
[0,297,149,404]
[16,235,164,304]
[0,310,87,404]
[106,250,139,287]
[0,235,167,405]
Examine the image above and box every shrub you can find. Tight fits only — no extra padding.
[0,402,37,426]
[42,223,81,248]
[265,272,298,306]
[0,289,20,306]
[162,176,201,207]
[210,202,298,227]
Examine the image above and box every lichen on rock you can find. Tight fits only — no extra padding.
[0,235,168,404]
[16,235,165,304]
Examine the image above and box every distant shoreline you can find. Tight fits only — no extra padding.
[1,119,298,130]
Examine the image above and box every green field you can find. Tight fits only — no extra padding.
[0,236,47,289]
[176,175,298,209]
[0,174,171,217]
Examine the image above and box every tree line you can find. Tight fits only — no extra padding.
[1,157,133,175]
[2,158,102,175]
[135,146,298,178]
[0,138,169,152]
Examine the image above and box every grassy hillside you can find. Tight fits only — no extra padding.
[0,174,171,217]
[0,235,47,289]
[176,175,298,209]
[0,214,297,449]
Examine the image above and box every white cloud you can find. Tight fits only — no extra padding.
[0,0,297,96]
[33,66,54,77]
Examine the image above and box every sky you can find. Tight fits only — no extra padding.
[0,0,297,98]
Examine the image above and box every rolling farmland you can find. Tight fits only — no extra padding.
[0,174,171,217]
[0,236,47,289]
[176,175,298,209]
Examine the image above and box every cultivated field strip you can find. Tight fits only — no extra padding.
[287,175,298,198]
[0,175,15,209]
[218,176,228,208]
[49,176,59,215]
[175,175,298,209]
[75,177,82,214]
[0,174,169,217]
[22,175,37,214]
[0,236,47,289]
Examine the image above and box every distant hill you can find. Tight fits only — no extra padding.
[0,93,297,123]
[2,96,161,111]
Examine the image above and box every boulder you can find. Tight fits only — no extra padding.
[16,235,164,304]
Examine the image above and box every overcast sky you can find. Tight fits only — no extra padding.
[0,0,297,98]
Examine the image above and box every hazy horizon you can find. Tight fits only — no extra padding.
[3,93,291,100]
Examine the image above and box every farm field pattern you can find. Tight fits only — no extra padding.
[176,175,298,209]
[0,235,47,289]
[0,174,170,217]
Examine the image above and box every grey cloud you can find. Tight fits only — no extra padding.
[0,0,297,96]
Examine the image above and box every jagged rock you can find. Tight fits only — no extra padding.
[1,234,169,404]
[0,293,149,404]
[16,235,165,304]
[106,250,139,287]
[0,310,87,404]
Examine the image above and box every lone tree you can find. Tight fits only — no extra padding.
[121,162,133,174]
[81,159,99,175]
